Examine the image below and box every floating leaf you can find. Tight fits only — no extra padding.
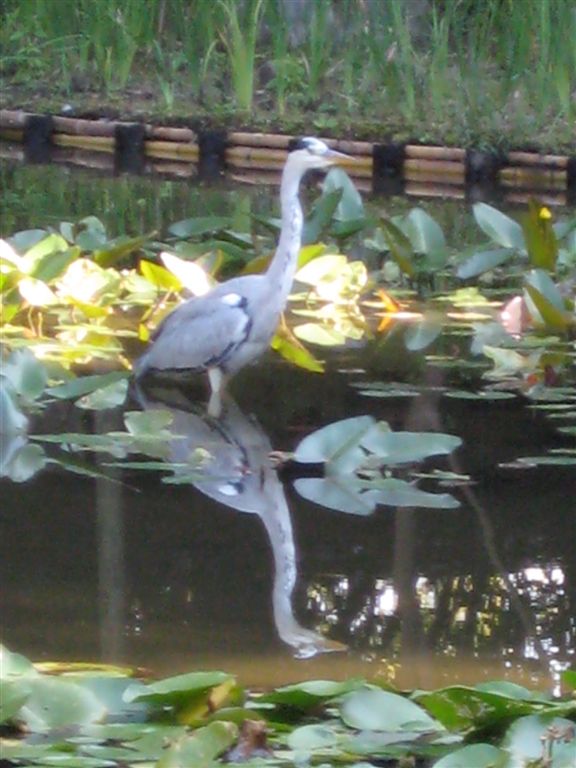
[502,715,576,767]
[156,721,238,768]
[76,378,129,410]
[47,372,130,401]
[260,679,365,710]
[19,676,107,731]
[294,416,376,473]
[288,723,339,751]
[433,743,508,768]
[340,688,442,732]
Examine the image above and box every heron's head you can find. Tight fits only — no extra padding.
[288,136,350,172]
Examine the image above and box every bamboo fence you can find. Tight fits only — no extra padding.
[0,109,573,204]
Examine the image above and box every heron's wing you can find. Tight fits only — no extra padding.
[139,291,253,372]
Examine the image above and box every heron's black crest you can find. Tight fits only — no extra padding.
[288,136,327,155]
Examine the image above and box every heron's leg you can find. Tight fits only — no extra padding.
[207,367,226,418]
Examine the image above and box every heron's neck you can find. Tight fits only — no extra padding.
[265,165,304,302]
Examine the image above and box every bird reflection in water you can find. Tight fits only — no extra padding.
[134,382,345,659]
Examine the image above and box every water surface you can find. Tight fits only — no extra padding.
[1,159,574,692]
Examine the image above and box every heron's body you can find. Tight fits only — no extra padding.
[134,137,348,395]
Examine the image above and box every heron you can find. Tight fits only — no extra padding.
[133,137,350,406]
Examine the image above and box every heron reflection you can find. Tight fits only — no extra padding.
[134,382,345,659]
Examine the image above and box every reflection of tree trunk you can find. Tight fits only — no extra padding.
[393,508,424,659]
[96,413,125,662]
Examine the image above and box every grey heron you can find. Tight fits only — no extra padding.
[133,137,350,401]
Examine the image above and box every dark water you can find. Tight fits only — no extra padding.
[1,159,574,692]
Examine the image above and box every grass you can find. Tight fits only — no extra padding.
[0,0,575,152]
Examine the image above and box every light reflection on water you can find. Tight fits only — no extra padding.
[1,158,574,693]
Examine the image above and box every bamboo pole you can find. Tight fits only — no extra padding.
[500,167,566,187]
[146,161,196,178]
[51,133,115,151]
[507,151,568,169]
[404,182,466,199]
[144,140,199,159]
[0,129,23,142]
[404,158,466,177]
[228,132,294,149]
[0,110,28,129]
[0,143,24,160]
[147,125,196,143]
[52,116,117,137]
[322,138,373,156]
[405,144,466,162]
[49,149,115,171]
[504,191,567,207]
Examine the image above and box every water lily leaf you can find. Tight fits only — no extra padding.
[323,167,365,221]
[373,478,460,508]
[502,715,576,767]
[57,258,121,304]
[260,679,365,710]
[168,216,231,239]
[2,348,47,401]
[161,252,214,295]
[123,671,234,710]
[293,323,347,346]
[22,233,69,271]
[405,320,443,351]
[140,260,183,291]
[31,247,77,283]
[0,679,32,723]
[433,743,508,768]
[340,688,442,732]
[361,427,462,464]
[9,228,47,254]
[379,218,415,276]
[294,476,380,515]
[473,203,524,250]
[294,416,376,472]
[271,327,325,372]
[456,248,512,279]
[19,676,107,731]
[123,409,174,436]
[404,208,446,259]
[93,232,153,268]
[47,372,130,401]
[304,189,342,244]
[444,391,517,401]
[0,645,37,678]
[76,378,129,410]
[524,270,571,329]
[288,723,339,751]
[2,442,46,482]
[156,721,238,768]
[18,277,59,306]
[414,685,564,732]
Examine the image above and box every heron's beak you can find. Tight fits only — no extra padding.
[325,148,352,165]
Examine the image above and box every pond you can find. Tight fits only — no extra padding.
[1,158,574,695]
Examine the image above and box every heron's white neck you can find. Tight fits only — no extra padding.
[265,160,305,305]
